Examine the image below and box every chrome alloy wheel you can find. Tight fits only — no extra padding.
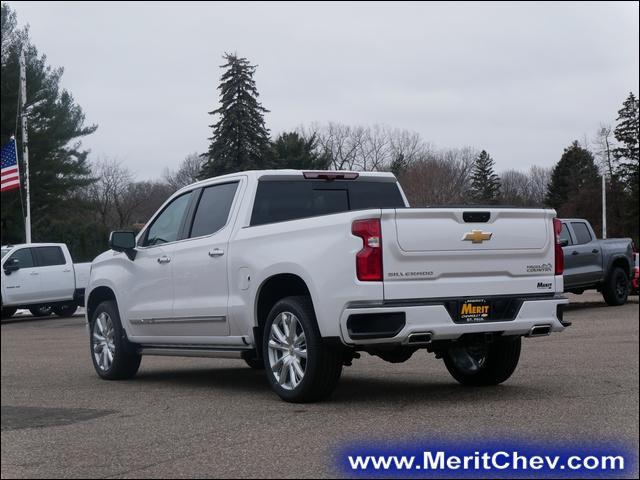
[268,311,307,390]
[92,312,116,371]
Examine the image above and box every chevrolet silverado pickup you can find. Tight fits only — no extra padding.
[1,243,90,318]
[559,218,635,305]
[86,170,569,402]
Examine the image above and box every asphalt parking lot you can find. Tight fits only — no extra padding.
[1,293,638,478]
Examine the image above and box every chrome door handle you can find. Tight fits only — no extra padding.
[157,256,171,264]
[63,268,71,272]
[208,249,224,257]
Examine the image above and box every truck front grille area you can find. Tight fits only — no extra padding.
[346,312,406,340]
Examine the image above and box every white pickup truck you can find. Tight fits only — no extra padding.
[1,243,90,319]
[86,170,569,402]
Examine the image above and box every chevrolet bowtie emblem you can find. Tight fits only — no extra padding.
[462,230,493,244]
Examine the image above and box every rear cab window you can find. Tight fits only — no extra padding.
[33,247,66,266]
[250,179,405,226]
[189,182,239,238]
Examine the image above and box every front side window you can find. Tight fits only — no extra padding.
[189,182,239,238]
[7,248,35,268]
[571,222,592,245]
[143,192,192,246]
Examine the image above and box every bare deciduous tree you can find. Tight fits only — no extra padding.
[397,147,476,206]
[303,123,431,172]
[87,158,173,230]
[86,159,133,228]
[499,166,551,206]
[163,153,205,190]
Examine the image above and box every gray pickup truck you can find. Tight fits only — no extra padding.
[559,219,635,306]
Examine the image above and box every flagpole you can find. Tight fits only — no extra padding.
[19,48,31,244]
[602,174,607,239]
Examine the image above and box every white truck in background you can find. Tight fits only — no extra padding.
[1,243,90,319]
[86,170,570,403]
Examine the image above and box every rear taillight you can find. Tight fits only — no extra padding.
[553,218,564,276]
[352,218,383,281]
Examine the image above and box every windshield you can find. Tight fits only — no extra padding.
[1,248,12,259]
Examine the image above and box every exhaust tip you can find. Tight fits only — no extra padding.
[528,325,552,337]
[407,332,432,344]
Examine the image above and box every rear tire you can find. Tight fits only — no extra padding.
[444,336,521,386]
[602,267,629,306]
[1,307,18,319]
[29,306,52,317]
[53,304,78,318]
[263,296,343,403]
[89,300,141,380]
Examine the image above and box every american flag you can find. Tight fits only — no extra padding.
[1,138,21,192]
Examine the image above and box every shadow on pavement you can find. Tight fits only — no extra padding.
[131,365,542,405]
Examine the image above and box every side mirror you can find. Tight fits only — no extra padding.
[109,231,137,260]
[560,239,569,247]
[4,258,20,274]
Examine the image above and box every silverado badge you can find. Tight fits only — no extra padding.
[462,229,493,244]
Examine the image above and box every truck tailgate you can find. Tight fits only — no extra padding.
[381,208,559,300]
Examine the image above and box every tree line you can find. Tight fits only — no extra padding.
[1,4,638,263]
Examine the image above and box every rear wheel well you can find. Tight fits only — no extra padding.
[87,287,117,323]
[255,274,312,352]
[610,258,630,278]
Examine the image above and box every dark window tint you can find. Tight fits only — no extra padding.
[559,224,572,245]
[250,180,404,226]
[144,192,192,246]
[34,246,66,266]
[8,248,35,268]
[571,222,592,245]
[348,181,405,210]
[190,182,239,238]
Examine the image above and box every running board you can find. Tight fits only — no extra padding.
[139,347,252,359]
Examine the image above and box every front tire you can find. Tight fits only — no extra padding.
[444,336,521,386]
[602,267,629,306]
[263,296,343,403]
[90,300,141,380]
[53,304,78,318]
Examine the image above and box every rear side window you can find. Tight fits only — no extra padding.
[571,222,592,245]
[33,247,65,266]
[250,180,405,226]
[559,224,572,245]
[189,182,239,238]
[8,248,35,268]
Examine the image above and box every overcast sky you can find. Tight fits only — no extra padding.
[11,1,640,179]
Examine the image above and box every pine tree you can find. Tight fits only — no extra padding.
[545,141,602,231]
[200,53,270,178]
[612,92,639,241]
[270,132,331,170]
[1,4,97,246]
[469,150,501,203]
